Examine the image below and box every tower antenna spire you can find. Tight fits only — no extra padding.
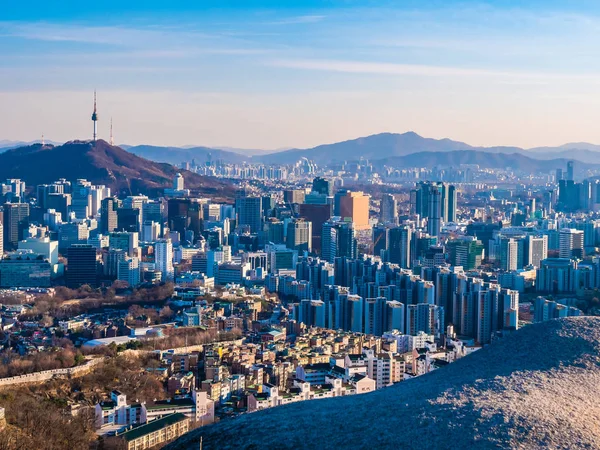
[110,117,114,146]
[91,90,98,142]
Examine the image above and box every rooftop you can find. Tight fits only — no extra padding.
[119,413,187,442]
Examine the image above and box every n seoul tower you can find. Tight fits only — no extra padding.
[91,90,98,141]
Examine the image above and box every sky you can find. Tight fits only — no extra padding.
[3,1,600,150]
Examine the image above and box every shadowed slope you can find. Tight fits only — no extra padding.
[0,140,235,199]
[168,318,600,450]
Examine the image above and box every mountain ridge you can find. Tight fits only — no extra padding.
[0,140,235,199]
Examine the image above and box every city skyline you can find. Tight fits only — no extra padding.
[5,1,600,149]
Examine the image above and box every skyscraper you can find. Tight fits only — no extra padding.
[312,177,334,196]
[406,303,443,337]
[174,173,184,191]
[321,222,338,263]
[337,222,357,259]
[446,237,484,270]
[2,202,29,251]
[155,239,174,281]
[499,237,519,271]
[338,191,370,230]
[236,196,263,234]
[67,244,97,288]
[445,184,457,223]
[427,187,442,237]
[321,221,357,263]
[100,197,119,234]
[373,225,389,259]
[411,182,457,230]
[559,228,584,259]
[286,220,312,253]
[283,189,306,205]
[388,226,412,268]
[525,235,548,268]
[566,160,574,182]
[380,193,397,225]
[299,203,331,253]
[117,207,141,233]
[46,193,71,220]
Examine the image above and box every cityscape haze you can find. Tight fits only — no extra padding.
[1,2,600,450]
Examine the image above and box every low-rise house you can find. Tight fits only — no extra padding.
[112,413,189,450]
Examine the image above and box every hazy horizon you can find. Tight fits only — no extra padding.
[3,130,600,154]
[4,1,600,149]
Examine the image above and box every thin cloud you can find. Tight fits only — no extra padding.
[264,15,325,25]
[268,58,600,82]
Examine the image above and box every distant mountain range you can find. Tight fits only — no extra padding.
[121,133,600,170]
[168,317,600,450]
[0,139,62,149]
[5,132,600,168]
[0,140,235,199]
[374,150,597,172]
[123,145,248,165]
[256,132,600,166]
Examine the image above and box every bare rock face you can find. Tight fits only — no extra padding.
[167,317,600,450]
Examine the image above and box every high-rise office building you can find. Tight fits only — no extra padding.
[446,237,484,270]
[67,244,97,288]
[117,207,141,234]
[566,160,574,182]
[336,222,357,259]
[2,179,26,203]
[427,188,442,237]
[109,231,139,257]
[380,194,397,225]
[321,222,338,263]
[338,191,370,230]
[70,179,92,219]
[499,238,519,271]
[445,185,457,223]
[236,196,263,234]
[117,257,140,287]
[525,235,548,268]
[299,203,331,253]
[312,177,334,196]
[411,182,457,230]
[46,193,71,220]
[283,189,306,205]
[143,201,164,225]
[266,219,285,245]
[373,225,389,259]
[3,202,30,251]
[388,226,412,268]
[559,228,584,259]
[100,197,119,234]
[286,220,312,253]
[155,239,174,281]
[321,221,357,263]
[142,221,161,242]
[167,198,191,237]
[186,201,204,243]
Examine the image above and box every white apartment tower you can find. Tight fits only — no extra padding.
[155,239,174,281]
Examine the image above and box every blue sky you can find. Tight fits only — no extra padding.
[3,1,600,149]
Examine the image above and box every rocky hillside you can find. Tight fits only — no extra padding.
[168,317,600,450]
[0,140,235,199]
